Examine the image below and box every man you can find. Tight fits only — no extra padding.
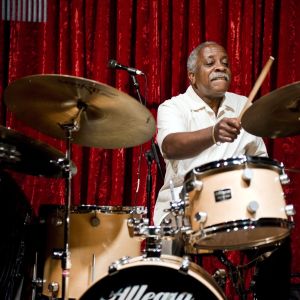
[153,41,291,299]
[154,41,267,227]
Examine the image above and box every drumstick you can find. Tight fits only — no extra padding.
[238,56,275,120]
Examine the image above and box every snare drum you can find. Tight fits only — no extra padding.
[79,255,227,299]
[39,205,146,299]
[183,156,294,250]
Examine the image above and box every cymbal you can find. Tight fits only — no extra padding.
[0,125,74,177]
[241,81,300,138]
[4,74,156,148]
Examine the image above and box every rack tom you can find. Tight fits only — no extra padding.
[183,156,295,250]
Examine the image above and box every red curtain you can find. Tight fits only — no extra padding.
[1,0,300,298]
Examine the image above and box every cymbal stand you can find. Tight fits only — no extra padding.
[214,249,278,299]
[145,150,154,220]
[213,250,251,299]
[56,108,84,300]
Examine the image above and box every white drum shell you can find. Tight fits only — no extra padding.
[184,156,292,250]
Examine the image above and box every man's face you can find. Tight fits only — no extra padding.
[189,43,232,99]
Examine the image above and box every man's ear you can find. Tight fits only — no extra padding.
[188,72,195,84]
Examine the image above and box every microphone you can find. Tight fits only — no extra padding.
[108,59,144,75]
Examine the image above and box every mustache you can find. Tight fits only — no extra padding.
[209,72,230,81]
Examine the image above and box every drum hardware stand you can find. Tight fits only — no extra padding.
[214,248,279,300]
[31,251,46,300]
[145,149,154,220]
[47,107,84,300]
[165,184,192,235]
[214,250,250,300]
[127,217,177,258]
[144,139,164,220]
[212,268,227,291]
[151,139,164,180]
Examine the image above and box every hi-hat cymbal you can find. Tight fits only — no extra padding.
[0,125,75,177]
[4,74,156,148]
[241,81,300,138]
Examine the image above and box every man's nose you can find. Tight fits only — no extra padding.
[215,61,226,71]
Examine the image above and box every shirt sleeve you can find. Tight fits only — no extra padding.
[156,99,187,150]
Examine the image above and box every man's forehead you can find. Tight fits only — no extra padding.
[200,44,228,58]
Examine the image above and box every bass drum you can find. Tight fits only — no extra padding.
[39,205,145,299]
[79,254,227,300]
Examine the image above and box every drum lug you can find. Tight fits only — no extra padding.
[280,172,290,185]
[47,281,59,298]
[179,256,191,274]
[194,211,207,223]
[109,256,131,275]
[192,179,203,191]
[247,201,259,214]
[184,177,202,193]
[242,167,253,183]
[285,204,296,216]
[90,214,100,226]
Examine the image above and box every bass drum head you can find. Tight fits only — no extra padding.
[79,255,226,300]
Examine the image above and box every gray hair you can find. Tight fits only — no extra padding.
[187,41,220,73]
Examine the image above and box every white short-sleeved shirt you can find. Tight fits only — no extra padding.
[154,86,268,225]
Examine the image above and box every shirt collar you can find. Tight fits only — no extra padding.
[186,85,237,114]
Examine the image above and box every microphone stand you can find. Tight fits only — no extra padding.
[130,74,164,181]
[129,74,164,220]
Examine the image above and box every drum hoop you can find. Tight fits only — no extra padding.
[73,205,146,214]
[39,204,146,215]
[202,218,293,234]
[191,155,282,177]
[100,254,226,299]
[190,218,292,250]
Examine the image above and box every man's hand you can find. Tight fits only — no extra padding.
[213,117,241,143]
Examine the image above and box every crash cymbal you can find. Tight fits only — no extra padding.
[241,81,300,138]
[0,125,74,177]
[4,74,156,148]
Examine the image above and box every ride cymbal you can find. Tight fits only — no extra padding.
[0,125,74,177]
[241,81,300,138]
[4,74,156,148]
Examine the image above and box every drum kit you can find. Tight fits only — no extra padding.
[1,74,300,300]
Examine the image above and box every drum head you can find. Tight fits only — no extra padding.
[79,256,226,300]
[187,155,282,180]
